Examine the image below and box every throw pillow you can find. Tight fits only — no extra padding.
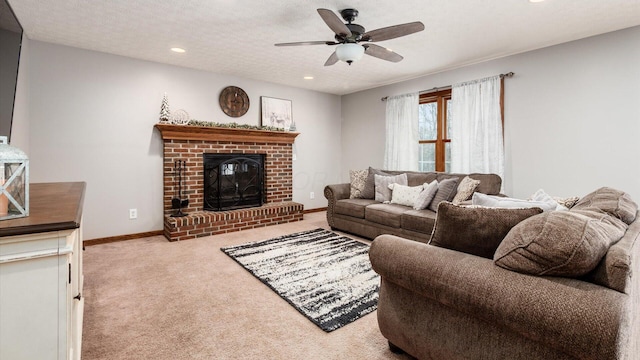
[362,167,389,199]
[429,202,543,259]
[494,209,628,277]
[571,187,638,225]
[452,176,481,205]
[349,169,369,199]
[428,177,460,212]
[374,173,408,203]
[472,192,557,212]
[389,183,424,207]
[413,181,439,210]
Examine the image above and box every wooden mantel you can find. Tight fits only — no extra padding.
[155,124,299,144]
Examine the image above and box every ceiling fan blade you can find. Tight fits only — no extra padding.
[317,8,352,37]
[324,51,339,66]
[275,41,338,46]
[362,22,425,42]
[364,44,403,62]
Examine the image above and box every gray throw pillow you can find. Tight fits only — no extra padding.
[374,173,408,203]
[494,209,628,276]
[428,177,460,212]
[362,167,389,199]
[413,181,438,210]
[429,202,543,259]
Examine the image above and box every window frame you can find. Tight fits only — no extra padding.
[418,89,452,172]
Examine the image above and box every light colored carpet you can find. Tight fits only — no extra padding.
[81,212,414,359]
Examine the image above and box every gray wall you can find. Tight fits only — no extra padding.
[24,41,342,240]
[341,26,640,202]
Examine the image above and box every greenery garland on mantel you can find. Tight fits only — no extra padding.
[186,120,286,132]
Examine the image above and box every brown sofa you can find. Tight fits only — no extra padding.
[324,171,502,242]
[369,189,640,359]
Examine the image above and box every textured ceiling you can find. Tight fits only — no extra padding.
[6,0,640,95]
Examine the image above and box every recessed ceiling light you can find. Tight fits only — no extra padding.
[171,47,186,53]
[303,76,314,80]
[529,0,545,2]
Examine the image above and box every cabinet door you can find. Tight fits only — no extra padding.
[0,236,61,359]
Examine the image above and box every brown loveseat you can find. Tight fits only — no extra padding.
[324,171,502,242]
[369,188,640,360]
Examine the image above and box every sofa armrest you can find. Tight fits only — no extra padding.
[370,234,628,359]
[324,183,350,228]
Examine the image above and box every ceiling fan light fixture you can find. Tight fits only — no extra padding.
[336,43,364,65]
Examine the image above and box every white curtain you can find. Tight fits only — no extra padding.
[450,75,504,180]
[383,92,419,171]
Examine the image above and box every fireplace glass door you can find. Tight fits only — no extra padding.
[203,154,265,211]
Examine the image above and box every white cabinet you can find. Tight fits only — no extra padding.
[0,182,85,360]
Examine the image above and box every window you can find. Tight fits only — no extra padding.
[418,89,452,172]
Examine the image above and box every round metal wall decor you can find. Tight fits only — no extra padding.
[219,86,249,117]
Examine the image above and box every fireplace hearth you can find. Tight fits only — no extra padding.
[204,154,265,211]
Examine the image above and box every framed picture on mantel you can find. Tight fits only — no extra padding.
[261,97,294,130]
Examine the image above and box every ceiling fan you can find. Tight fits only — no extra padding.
[275,8,425,66]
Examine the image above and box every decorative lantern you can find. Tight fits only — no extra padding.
[0,136,29,220]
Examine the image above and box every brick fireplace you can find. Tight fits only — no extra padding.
[155,124,304,241]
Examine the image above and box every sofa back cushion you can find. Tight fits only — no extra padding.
[440,173,502,196]
[362,170,502,200]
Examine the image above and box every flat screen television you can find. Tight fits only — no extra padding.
[0,0,23,143]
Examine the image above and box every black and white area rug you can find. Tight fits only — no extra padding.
[221,228,380,332]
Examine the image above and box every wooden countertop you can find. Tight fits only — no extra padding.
[0,182,86,237]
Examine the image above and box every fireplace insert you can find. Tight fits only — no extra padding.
[203,154,265,211]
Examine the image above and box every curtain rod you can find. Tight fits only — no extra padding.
[380,72,515,101]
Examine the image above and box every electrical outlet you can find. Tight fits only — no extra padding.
[129,208,138,220]
[310,192,315,199]
[292,154,297,161]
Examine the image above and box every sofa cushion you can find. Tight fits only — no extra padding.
[494,209,628,276]
[414,181,439,210]
[390,183,424,207]
[365,203,409,228]
[429,202,543,259]
[468,173,502,195]
[349,169,368,199]
[334,199,378,219]
[401,209,437,234]
[428,177,459,212]
[440,173,502,195]
[375,173,408,203]
[572,187,638,225]
[362,167,389,199]
[452,176,481,205]
[406,172,438,187]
